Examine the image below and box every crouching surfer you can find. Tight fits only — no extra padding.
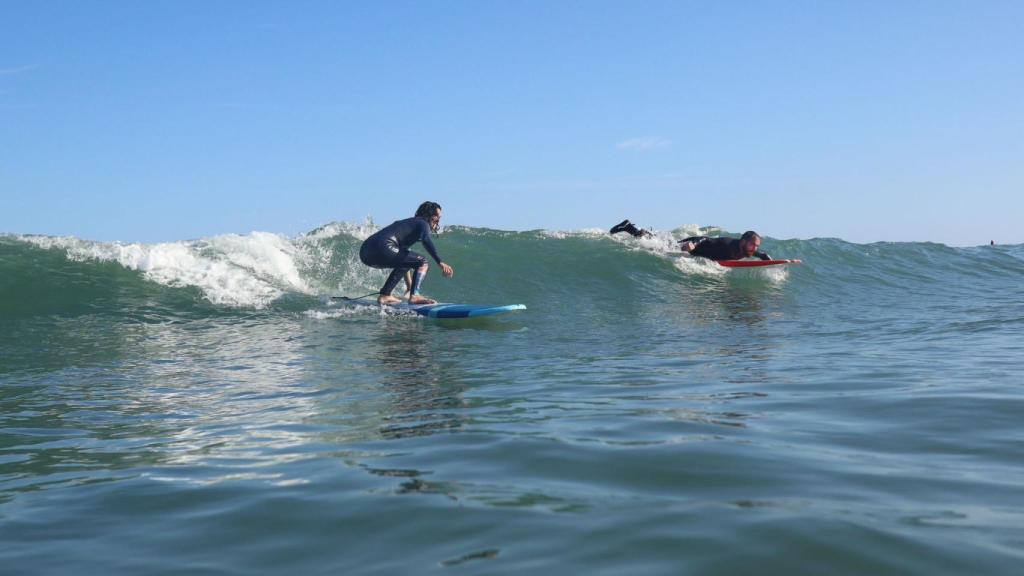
[360,201,455,305]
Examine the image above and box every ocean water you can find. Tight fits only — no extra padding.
[1,224,1022,575]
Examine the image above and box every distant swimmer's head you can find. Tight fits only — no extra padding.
[416,201,443,232]
[740,231,762,257]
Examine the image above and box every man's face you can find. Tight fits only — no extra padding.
[429,209,442,232]
[741,237,760,257]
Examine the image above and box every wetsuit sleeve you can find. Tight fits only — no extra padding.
[680,236,708,248]
[756,251,771,260]
[418,220,443,264]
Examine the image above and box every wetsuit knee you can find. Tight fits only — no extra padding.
[376,251,428,295]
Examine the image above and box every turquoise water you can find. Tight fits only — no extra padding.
[2,225,1022,574]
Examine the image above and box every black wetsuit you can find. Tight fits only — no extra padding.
[681,236,771,261]
[360,217,443,296]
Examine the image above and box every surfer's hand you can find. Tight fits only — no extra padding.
[680,241,696,252]
[440,262,454,278]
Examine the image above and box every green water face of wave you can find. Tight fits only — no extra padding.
[1,230,1020,319]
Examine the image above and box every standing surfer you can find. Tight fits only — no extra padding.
[360,201,454,305]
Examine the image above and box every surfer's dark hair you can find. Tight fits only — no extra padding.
[415,201,441,220]
[741,231,761,242]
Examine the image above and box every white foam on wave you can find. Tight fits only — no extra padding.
[305,300,425,321]
[672,254,730,277]
[671,254,792,282]
[305,304,378,320]
[609,229,678,253]
[21,232,319,308]
[672,257,792,283]
[302,218,379,243]
[751,266,790,284]
[604,223,711,258]
[539,227,607,239]
[17,218,402,308]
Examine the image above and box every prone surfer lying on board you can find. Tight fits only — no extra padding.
[360,201,455,306]
[609,220,771,260]
[679,231,771,261]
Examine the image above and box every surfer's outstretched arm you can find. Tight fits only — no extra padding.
[679,236,707,253]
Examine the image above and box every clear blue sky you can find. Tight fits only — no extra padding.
[2,1,1021,246]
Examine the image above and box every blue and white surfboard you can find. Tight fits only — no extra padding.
[389,302,526,318]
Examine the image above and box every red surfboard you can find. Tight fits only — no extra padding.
[717,259,802,268]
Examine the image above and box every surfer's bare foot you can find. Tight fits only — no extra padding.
[409,295,436,305]
[378,295,401,305]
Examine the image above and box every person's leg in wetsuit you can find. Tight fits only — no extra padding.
[609,219,652,238]
[402,270,414,299]
[360,243,436,305]
[405,259,435,305]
